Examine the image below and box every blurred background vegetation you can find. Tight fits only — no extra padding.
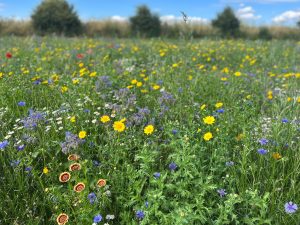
[0,0,300,40]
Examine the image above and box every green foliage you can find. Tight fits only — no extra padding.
[31,0,82,36]
[212,7,240,38]
[130,5,161,38]
[258,27,273,40]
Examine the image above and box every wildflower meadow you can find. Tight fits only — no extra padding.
[0,37,299,224]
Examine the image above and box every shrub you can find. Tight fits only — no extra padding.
[258,27,272,40]
[130,5,161,38]
[212,7,240,38]
[31,0,82,36]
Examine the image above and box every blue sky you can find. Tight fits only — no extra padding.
[0,0,300,25]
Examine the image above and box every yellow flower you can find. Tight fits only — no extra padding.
[131,79,138,84]
[287,97,292,102]
[172,63,179,68]
[61,86,68,93]
[200,104,206,110]
[272,152,282,160]
[43,167,49,174]
[153,85,160,90]
[70,116,76,123]
[100,115,110,123]
[203,116,215,125]
[113,121,126,132]
[136,82,143,87]
[215,102,223,108]
[78,131,87,139]
[234,71,241,77]
[203,132,213,141]
[297,97,300,103]
[144,124,154,135]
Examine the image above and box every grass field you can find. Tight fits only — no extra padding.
[0,37,299,225]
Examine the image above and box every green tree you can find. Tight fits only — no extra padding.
[258,27,272,40]
[31,0,82,36]
[130,5,161,38]
[212,7,240,38]
[297,20,300,28]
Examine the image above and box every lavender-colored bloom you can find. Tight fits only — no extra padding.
[0,140,9,149]
[136,210,145,220]
[282,118,289,123]
[22,109,45,129]
[88,192,97,204]
[172,129,178,135]
[259,138,269,145]
[18,101,26,106]
[284,202,298,214]
[257,148,268,155]
[60,131,84,154]
[169,162,177,171]
[25,166,32,172]
[158,91,175,105]
[153,172,161,179]
[93,214,102,223]
[225,161,234,166]
[217,189,227,197]
[17,145,25,151]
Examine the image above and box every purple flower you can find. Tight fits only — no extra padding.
[136,210,145,220]
[10,160,20,167]
[257,148,268,155]
[153,172,161,179]
[172,129,178,135]
[216,109,225,113]
[25,166,32,172]
[93,214,102,223]
[18,101,26,106]
[259,138,269,145]
[169,162,177,171]
[284,202,298,214]
[17,145,25,151]
[88,192,97,204]
[282,118,289,123]
[217,189,227,197]
[145,201,149,208]
[0,140,9,149]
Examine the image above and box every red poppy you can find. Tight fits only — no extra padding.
[97,179,106,187]
[73,182,85,192]
[56,213,69,225]
[76,53,84,59]
[6,52,12,59]
[59,172,71,183]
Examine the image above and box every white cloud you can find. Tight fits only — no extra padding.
[272,10,300,23]
[222,0,300,3]
[236,6,261,20]
[110,15,128,22]
[160,15,208,24]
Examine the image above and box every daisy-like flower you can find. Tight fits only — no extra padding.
[203,116,215,125]
[144,124,154,135]
[97,179,106,187]
[56,213,69,225]
[113,121,125,132]
[203,132,213,141]
[59,172,71,183]
[69,163,81,171]
[68,154,80,161]
[78,131,87,139]
[73,182,85,192]
[100,115,110,123]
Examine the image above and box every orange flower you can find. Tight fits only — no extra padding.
[67,154,80,161]
[56,213,69,225]
[73,182,85,192]
[59,172,71,183]
[97,179,106,187]
[69,163,81,171]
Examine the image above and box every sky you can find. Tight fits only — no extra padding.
[0,0,300,26]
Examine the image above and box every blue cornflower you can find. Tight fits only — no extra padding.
[18,101,26,106]
[259,138,268,145]
[145,201,149,208]
[17,145,25,151]
[216,108,225,113]
[172,129,178,135]
[284,202,298,214]
[93,214,102,223]
[25,166,32,172]
[93,160,101,167]
[153,172,161,179]
[169,162,177,171]
[282,118,289,123]
[0,140,9,149]
[88,192,97,204]
[217,189,227,197]
[136,210,145,220]
[257,148,268,155]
